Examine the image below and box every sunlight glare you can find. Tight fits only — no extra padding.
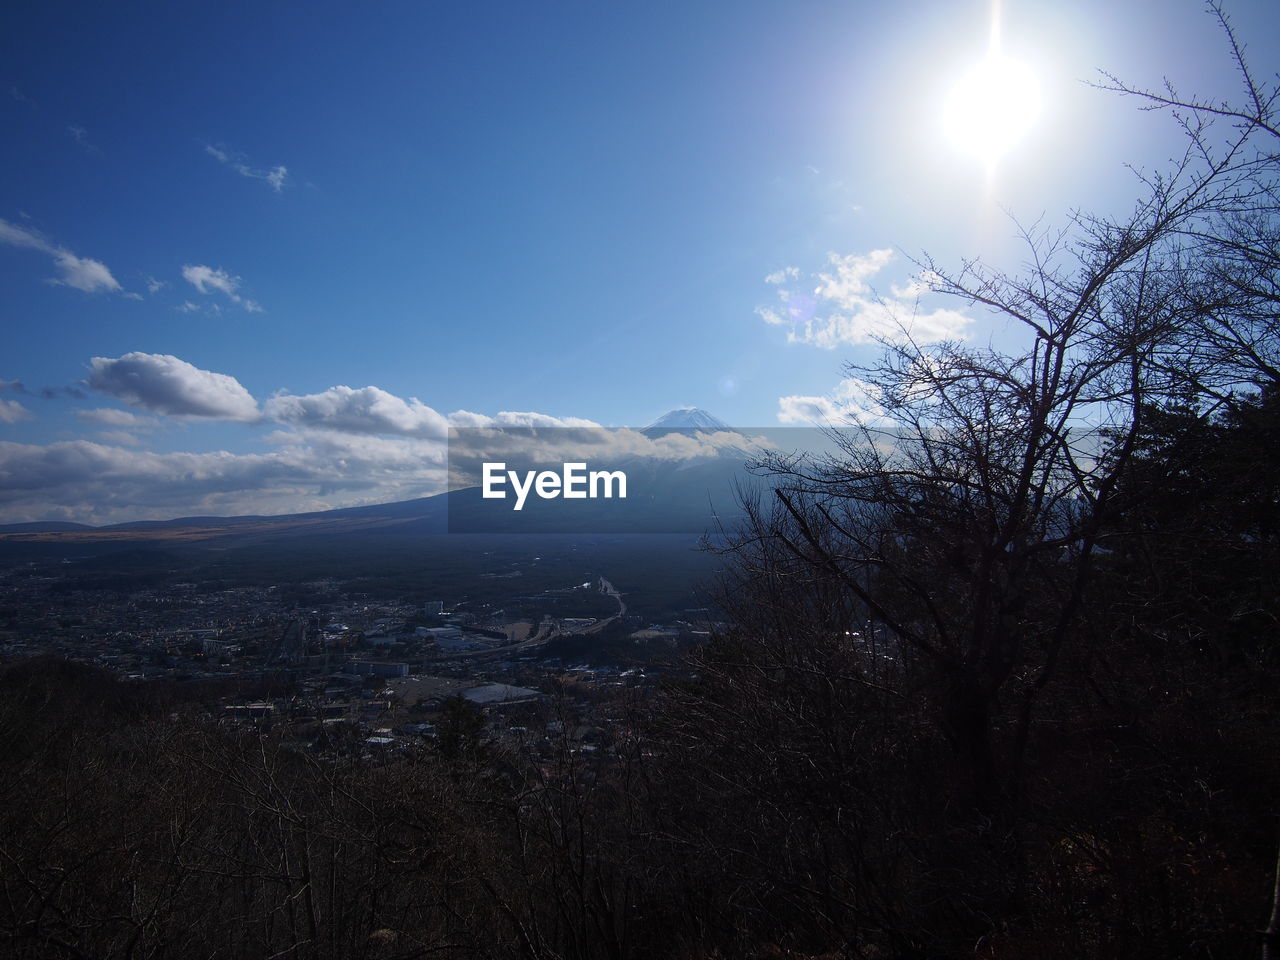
[943,53,1041,169]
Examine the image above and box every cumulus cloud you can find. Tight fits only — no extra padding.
[0,218,121,293]
[265,385,450,439]
[0,375,780,523]
[75,408,157,429]
[205,143,288,193]
[51,250,121,293]
[777,377,885,425]
[94,430,145,447]
[0,436,450,525]
[814,249,894,303]
[85,352,260,421]
[444,421,776,495]
[263,388,614,441]
[182,264,263,311]
[182,264,238,297]
[445,410,603,430]
[758,249,971,347]
[0,399,33,424]
[263,428,448,473]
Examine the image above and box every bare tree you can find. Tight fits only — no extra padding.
[1097,0,1280,404]
[746,142,1249,813]
[688,5,1280,949]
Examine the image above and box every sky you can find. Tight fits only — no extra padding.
[2,0,1278,524]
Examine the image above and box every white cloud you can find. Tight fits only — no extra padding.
[777,377,885,425]
[182,264,262,311]
[0,218,121,293]
[814,250,894,304]
[265,385,450,439]
[205,143,289,193]
[446,410,603,430]
[182,264,238,297]
[0,436,450,525]
[264,427,448,471]
[85,352,260,421]
[263,390,612,441]
[75,408,156,429]
[758,249,971,348]
[764,266,799,285]
[0,220,47,253]
[66,125,100,154]
[94,430,145,447]
[790,301,972,349]
[51,250,121,293]
[442,420,774,491]
[0,399,33,424]
[145,275,166,294]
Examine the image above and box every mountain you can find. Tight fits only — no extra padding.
[643,407,734,434]
[0,521,95,533]
[0,495,449,547]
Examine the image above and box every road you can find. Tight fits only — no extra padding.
[581,576,625,632]
[441,576,624,660]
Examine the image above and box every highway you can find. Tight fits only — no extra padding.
[441,576,624,661]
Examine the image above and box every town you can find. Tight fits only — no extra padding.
[0,551,719,766]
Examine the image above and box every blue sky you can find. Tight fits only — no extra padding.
[2,0,1278,522]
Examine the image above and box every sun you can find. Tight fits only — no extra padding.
[943,53,1041,169]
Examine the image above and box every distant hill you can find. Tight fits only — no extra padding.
[0,521,96,533]
[0,495,449,546]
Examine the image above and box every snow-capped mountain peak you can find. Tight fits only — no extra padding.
[642,407,732,432]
